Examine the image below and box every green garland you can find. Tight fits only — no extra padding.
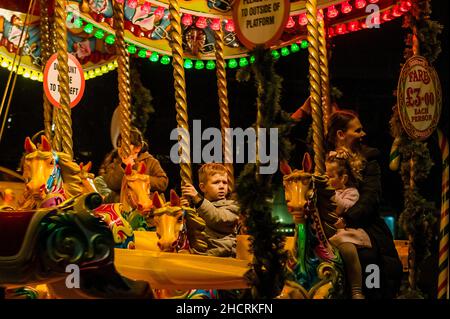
[390,0,440,298]
[130,60,155,135]
[236,47,293,298]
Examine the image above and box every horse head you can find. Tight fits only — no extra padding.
[22,135,62,202]
[151,190,186,252]
[281,153,314,224]
[120,163,153,214]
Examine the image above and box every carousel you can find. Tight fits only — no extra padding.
[0,0,447,300]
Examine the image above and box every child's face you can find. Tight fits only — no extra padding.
[326,162,346,190]
[200,173,228,201]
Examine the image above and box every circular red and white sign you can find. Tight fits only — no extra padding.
[43,53,85,108]
[232,0,290,50]
[397,55,441,141]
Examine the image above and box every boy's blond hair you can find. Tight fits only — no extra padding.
[198,163,227,184]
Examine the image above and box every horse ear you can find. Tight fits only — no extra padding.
[152,192,162,208]
[280,160,292,175]
[170,189,180,207]
[125,163,133,175]
[41,135,51,152]
[79,162,84,170]
[138,162,147,174]
[302,153,313,173]
[24,137,37,153]
[85,161,92,172]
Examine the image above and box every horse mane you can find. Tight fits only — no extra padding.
[57,152,83,198]
[311,174,338,239]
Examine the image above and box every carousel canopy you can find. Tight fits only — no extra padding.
[0,0,412,81]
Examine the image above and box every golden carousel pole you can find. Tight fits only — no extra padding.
[113,0,132,159]
[214,23,234,193]
[40,0,54,140]
[318,11,331,135]
[169,0,192,187]
[54,0,73,156]
[306,0,325,175]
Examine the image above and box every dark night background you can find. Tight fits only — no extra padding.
[0,2,448,289]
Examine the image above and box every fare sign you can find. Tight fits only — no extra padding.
[397,55,441,140]
[43,53,85,108]
[232,0,290,49]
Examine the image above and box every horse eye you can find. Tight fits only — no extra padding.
[177,215,183,223]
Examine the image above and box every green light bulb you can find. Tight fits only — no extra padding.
[301,40,308,49]
[184,59,193,69]
[74,17,84,28]
[195,60,204,70]
[105,34,115,45]
[94,29,104,39]
[250,56,255,64]
[281,47,290,56]
[206,60,215,70]
[127,45,137,54]
[138,49,147,58]
[228,59,237,68]
[239,58,248,67]
[161,55,171,65]
[290,43,300,53]
[83,23,94,34]
[149,52,159,62]
[271,50,280,60]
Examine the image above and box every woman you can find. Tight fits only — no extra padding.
[326,110,403,299]
[99,127,168,202]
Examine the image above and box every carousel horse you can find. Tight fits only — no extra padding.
[150,190,216,299]
[20,136,136,249]
[20,135,83,210]
[278,153,345,299]
[79,160,153,231]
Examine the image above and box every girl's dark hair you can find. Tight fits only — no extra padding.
[326,110,359,151]
[117,127,148,152]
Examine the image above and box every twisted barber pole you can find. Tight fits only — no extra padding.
[113,0,132,159]
[438,128,449,299]
[54,0,73,157]
[169,0,193,186]
[306,0,325,174]
[215,24,234,193]
[389,136,402,171]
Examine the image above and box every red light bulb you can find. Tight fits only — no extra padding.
[355,0,366,9]
[298,13,308,26]
[382,10,392,21]
[327,5,339,18]
[341,1,352,14]
[141,1,151,14]
[154,7,165,19]
[196,16,207,28]
[400,0,412,12]
[127,0,138,9]
[181,14,193,26]
[348,21,359,31]
[368,0,379,3]
[336,24,347,34]
[286,16,295,28]
[225,20,234,32]
[210,18,221,31]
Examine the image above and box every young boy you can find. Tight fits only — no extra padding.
[181,163,240,257]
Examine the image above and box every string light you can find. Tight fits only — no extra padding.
[298,13,308,26]
[286,16,295,28]
[182,14,193,26]
[184,59,193,69]
[206,60,216,70]
[210,18,221,31]
[341,1,352,14]
[196,17,207,29]
[355,0,366,9]
[327,5,339,18]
